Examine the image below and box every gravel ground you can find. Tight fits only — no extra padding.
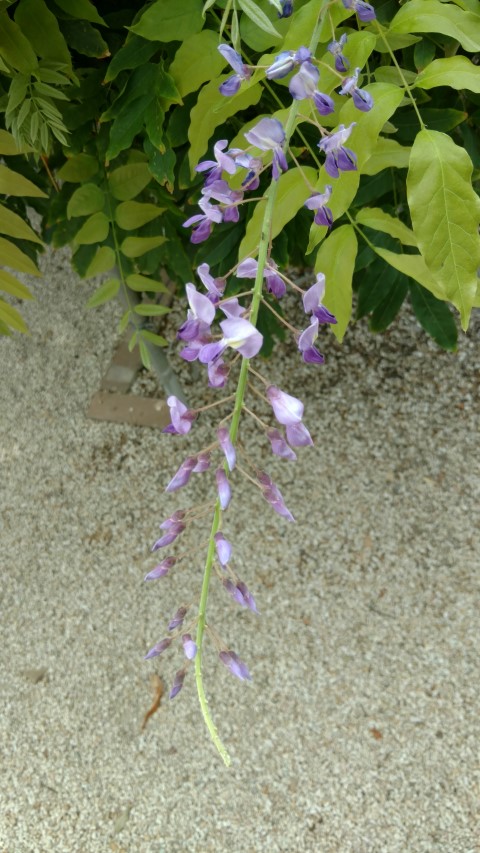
[1,247,479,853]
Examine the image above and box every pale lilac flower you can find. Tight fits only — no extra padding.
[265,47,311,80]
[195,140,238,185]
[297,317,325,364]
[144,637,171,660]
[169,668,186,699]
[237,257,286,299]
[215,531,232,565]
[266,385,304,425]
[151,523,185,551]
[218,44,251,95]
[304,186,333,228]
[219,297,244,319]
[199,317,263,363]
[223,578,247,606]
[285,421,313,447]
[259,472,295,522]
[197,263,226,302]
[208,358,230,388]
[192,452,211,473]
[219,649,252,681]
[289,61,334,116]
[342,0,376,22]
[159,510,186,530]
[182,634,197,660]
[144,557,176,581]
[328,33,349,73]
[318,123,357,179]
[339,68,373,112]
[182,197,223,243]
[302,273,337,324]
[165,456,198,492]
[177,283,216,342]
[216,468,232,510]
[267,428,297,461]
[217,427,236,471]
[244,118,287,180]
[202,179,243,222]
[163,395,196,435]
[235,152,263,190]
[168,606,188,631]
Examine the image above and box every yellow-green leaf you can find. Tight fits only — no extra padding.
[130,0,203,43]
[133,303,170,316]
[415,56,480,93]
[54,0,106,25]
[14,0,71,67]
[356,208,417,247]
[108,162,151,201]
[126,273,169,293]
[86,277,120,308]
[0,204,43,243]
[67,183,104,218]
[0,11,38,73]
[120,235,167,257]
[0,237,41,275]
[0,297,28,332]
[373,248,443,300]
[57,154,98,182]
[74,211,109,245]
[389,0,480,53]
[85,245,115,277]
[170,30,225,98]
[407,129,480,329]
[362,138,411,175]
[314,225,357,342]
[0,129,31,155]
[0,269,34,299]
[114,201,164,230]
[0,164,47,198]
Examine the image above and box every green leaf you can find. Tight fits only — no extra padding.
[104,36,158,83]
[57,154,98,182]
[108,162,151,201]
[170,30,225,98]
[356,260,401,319]
[409,281,457,350]
[106,94,152,162]
[115,201,164,231]
[413,38,436,72]
[14,0,71,66]
[356,208,417,247]
[144,100,165,151]
[0,236,41,275]
[415,56,480,93]
[126,273,169,293]
[314,225,357,342]
[85,245,115,277]
[0,164,47,197]
[118,308,131,333]
[0,297,28,333]
[0,203,42,243]
[86,277,120,308]
[67,184,104,219]
[369,278,408,332]
[130,0,203,43]
[389,0,480,53]
[0,10,37,73]
[138,339,151,370]
[0,269,34,299]
[372,247,443,299]
[141,329,168,346]
[60,20,109,58]
[188,77,262,172]
[73,211,109,245]
[0,129,30,155]
[238,0,281,36]
[133,303,171,316]
[407,129,480,329]
[282,0,349,50]
[147,147,176,192]
[54,0,106,25]
[362,138,411,175]
[120,235,167,258]
[240,166,317,260]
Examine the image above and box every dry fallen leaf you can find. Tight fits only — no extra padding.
[141,674,164,731]
[370,727,383,740]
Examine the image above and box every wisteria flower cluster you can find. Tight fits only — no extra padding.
[145,0,377,763]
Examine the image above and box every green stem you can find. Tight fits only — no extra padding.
[194,1,329,765]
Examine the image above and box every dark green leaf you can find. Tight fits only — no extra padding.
[147,146,176,192]
[60,20,109,58]
[369,279,408,331]
[409,281,457,350]
[356,261,400,318]
[104,36,158,83]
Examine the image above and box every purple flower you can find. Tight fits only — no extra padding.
[297,317,325,364]
[202,179,243,223]
[278,0,293,17]
[144,556,176,581]
[339,68,373,112]
[183,197,223,244]
[199,317,263,363]
[235,152,263,190]
[342,0,376,22]
[195,140,238,185]
[222,579,258,612]
[151,523,185,551]
[289,61,334,116]
[215,531,232,565]
[163,395,197,435]
[182,634,197,660]
[218,44,251,96]
[285,421,313,447]
[168,606,188,631]
[328,33,349,73]
[318,124,357,179]
[169,668,186,699]
[216,468,232,510]
[237,257,286,299]
[244,118,288,180]
[208,358,230,388]
[197,263,226,302]
[304,186,333,228]
[192,452,211,473]
[302,273,337,324]
[219,297,244,319]
[144,637,171,660]
[267,428,297,461]
[266,385,304,425]
[219,649,252,681]
[177,283,216,342]
[165,455,198,493]
[217,427,236,471]
[259,472,295,522]
[266,51,297,80]
[159,509,186,530]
